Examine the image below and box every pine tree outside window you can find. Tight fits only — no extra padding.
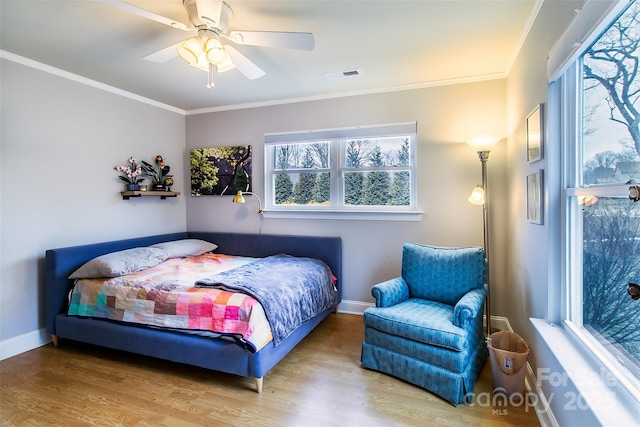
[264,123,417,215]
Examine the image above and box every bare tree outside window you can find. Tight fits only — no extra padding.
[584,1,640,157]
[581,0,640,368]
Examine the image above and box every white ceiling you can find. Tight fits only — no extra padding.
[0,0,537,112]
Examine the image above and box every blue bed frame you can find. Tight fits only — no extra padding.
[45,232,342,392]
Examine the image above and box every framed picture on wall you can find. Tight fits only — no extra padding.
[527,103,544,163]
[527,169,544,225]
[190,145,252,196]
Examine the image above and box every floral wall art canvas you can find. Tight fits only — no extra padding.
[190,146,252,196]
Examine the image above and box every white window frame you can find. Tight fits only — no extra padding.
[263,122,421,221]
[552,0,640,404]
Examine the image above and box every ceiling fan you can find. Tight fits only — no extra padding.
[99,0,315,88]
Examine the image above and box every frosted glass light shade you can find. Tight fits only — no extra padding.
[204,38,235,72]
[467,136,500,151]
[204,38,225,63]
[468,186,486,205]
[177,36,203,65]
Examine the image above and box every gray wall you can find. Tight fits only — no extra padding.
[505,0,581,333]
[184,81,508,307]
[506,1,602,425]
[0,59,187,352]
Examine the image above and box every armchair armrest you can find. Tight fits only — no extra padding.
[453,285,487,329]
[371,277,410,307]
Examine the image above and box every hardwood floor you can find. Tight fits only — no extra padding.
[1,314,540,426]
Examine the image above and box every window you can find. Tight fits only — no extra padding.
[264,123,418,215]
[558,0,640,392]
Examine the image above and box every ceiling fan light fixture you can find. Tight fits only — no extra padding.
[193,52,214,72]
[177,33,236,75]
[177,36,203,65]
[114,0,314,89]
[202,37,235,73]
[204,38,225,63]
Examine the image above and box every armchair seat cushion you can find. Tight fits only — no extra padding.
[363,298,467,351]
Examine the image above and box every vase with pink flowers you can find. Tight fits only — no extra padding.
[115,157,144,191]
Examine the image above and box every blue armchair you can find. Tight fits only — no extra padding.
[361,243,488,405]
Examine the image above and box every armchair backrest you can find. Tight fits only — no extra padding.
[401,244,486,305]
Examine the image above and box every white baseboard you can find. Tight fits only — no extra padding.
[490,315,510,332]
[525,363,559,427]
[337,299,372,315]
[0,328,51,361]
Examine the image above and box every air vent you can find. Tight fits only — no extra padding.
[323,69,362,80]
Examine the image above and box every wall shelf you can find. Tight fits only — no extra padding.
[121,190,180,200]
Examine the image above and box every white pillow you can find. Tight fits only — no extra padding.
[68,247,169,279]
[150,239,218,258]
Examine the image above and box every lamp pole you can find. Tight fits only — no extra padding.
[467,135,498,337]
[477,150,492,338]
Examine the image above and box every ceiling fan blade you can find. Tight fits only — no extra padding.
[228,31,315,51]
[96,0,190,31]
[144,42,181,63]
[224,45,265,80]
[195,0,223,28]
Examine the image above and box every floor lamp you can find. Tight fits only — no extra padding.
[467,136,499,337]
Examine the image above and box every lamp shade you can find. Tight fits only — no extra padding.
[207,41,235,72]
[204,38,226,64]
[177,28,239,80]
[468,185,486,205]
[467,136,500,151]
[232,190,263,213]
[232,190,245,204]
[177,36,203,65]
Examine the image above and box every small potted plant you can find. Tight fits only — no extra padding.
[115,157,144,191]
[141,155,173,191]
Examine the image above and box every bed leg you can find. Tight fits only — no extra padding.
[51,335,59,347]
[255,377,263,393]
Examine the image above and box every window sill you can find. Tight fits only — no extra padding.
[530,318,640,425]
[261,209,424,221]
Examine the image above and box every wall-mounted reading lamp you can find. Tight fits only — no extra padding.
[232,190,263,214]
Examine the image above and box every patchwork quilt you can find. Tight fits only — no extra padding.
[67,253,274,352]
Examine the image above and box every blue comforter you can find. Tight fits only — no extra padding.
[195,254,337,346]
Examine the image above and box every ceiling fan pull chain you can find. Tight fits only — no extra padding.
[207,63,215,89]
